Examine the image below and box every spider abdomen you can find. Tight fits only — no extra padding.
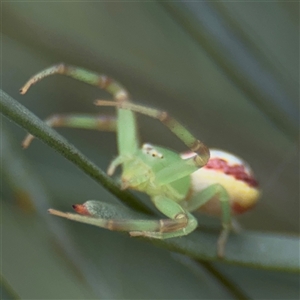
[182,149,260,216]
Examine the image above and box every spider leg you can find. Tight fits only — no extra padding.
[49,208,185,233]
[183,184,232,258]
[155,159,198,185]
[49,196,197,238]
[20,64,139,155]
[130,195,197,238]
[95,100,210,168]
[20,63,129,101]
[22,113,117,148]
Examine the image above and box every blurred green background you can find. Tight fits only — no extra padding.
[1,1,299,299]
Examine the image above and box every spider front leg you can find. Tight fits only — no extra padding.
[130,196,198,238]
[49,196,197,238]
[183,184,232,258]
[20,64,139,156]
[20,63,129,101]
[22,114,117,148]
[21,111,138,177]
[94,100,210,168]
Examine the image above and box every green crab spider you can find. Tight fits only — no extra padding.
[20,64,260,258]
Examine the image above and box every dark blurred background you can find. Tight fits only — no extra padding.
[2,2,299,299]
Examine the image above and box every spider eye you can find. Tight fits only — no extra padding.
[142,143,163,159]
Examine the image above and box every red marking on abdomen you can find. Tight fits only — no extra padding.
[205,158,259,188]
[72,204,90,215]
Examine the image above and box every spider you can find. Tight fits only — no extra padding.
[20,64,260,257]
